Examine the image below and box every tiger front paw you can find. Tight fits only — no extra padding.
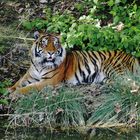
[9,91,24,101]
[7,86,16,93]
[16,87,31,94]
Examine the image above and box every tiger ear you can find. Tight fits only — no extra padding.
[34,31,40,40]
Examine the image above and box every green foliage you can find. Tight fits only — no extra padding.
[22,19,47,30]
[0,45,5,53]
[87,70,140,126]
[14,87,86,128]
[22,11,75,33]
[6,0,140,130]
[22,0,140,57]
[10,69,140,129]
[0,80,11,105]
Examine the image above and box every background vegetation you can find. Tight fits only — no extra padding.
[1,0,140,136]
[21,0,140,56]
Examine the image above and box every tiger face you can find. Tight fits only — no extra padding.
[31,32,66,69]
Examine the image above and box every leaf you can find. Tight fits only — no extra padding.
[114,16,120,23]
[108,0,114,7]
[115,0,120,4]
[0,99,8,105]
[22,21,33,30]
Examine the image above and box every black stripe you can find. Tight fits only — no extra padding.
[78,51,99,83]
[77,58,82,73]
[63,53,70,82]
[80,52,91,74]
[100,51,113,79]
[77,52,93,83]
[112,51,124,65]
[91,51,99,61]
[27,80,32,84]
[81,51,87,59]
[42,72,59,79]
[106,51,117,66]
[85,61,91,74]
[75,73,81,84]
[59,48,63,57]
[42,68,58,76]
[77,61,87,82]
[103,51,125,79]
[88,52,97,65]
[92,71,98,82]
[122,54,130,64]
[30,75,40,81]
[31,59,39,72]
[98,51,106,60]
[87,53,99,82]
[35,45,41,57]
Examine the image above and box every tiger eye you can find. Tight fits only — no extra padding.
[53,38,59,48]
[41,38,48,47]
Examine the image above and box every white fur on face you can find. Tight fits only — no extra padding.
[31,41,66,70]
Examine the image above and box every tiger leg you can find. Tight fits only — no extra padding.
[14,79,54,94]
[8,71,30,93]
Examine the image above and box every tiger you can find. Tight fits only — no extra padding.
[8,32,139,94]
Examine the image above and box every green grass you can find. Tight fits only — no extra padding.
[12,86,87,129]
[87,71,140,128]
[7,70,140,132]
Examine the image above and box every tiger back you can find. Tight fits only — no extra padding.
[8,32,139,94]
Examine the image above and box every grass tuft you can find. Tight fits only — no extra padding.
[7,69,140,132]
[87,70,140,127]
[12,86,86,129]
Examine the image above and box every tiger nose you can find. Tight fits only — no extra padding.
[48,51,54,55]
[47,52,55,58]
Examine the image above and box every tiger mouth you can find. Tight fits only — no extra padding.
[42,58,55,63]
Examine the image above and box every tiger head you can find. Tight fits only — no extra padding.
[31,32,66,69]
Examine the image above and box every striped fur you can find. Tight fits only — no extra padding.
[9,33,139,94]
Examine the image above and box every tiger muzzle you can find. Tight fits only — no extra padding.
[42,57,55,63]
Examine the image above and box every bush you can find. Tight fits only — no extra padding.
[22,0,140,56]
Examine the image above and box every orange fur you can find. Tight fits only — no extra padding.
[8,33,139,94]
[9,52,78,94]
